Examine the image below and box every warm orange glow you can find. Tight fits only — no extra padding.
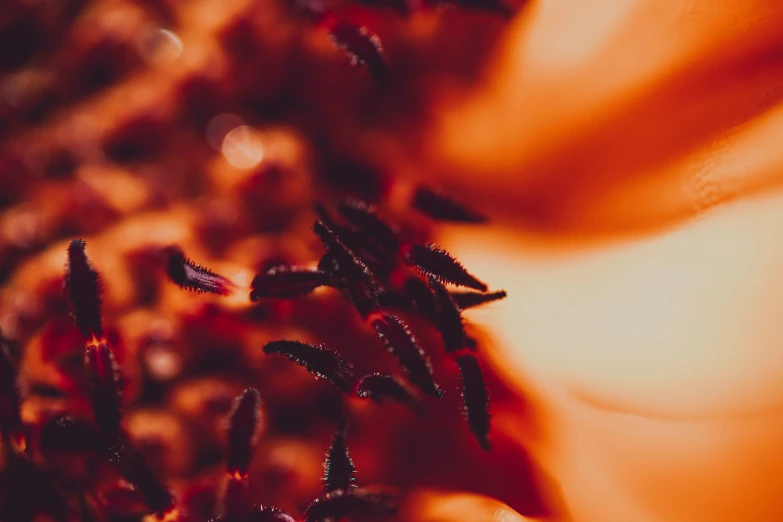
[229,470,247,481]
[143,507,180,522]
[221,126,265,170]
[4,0,783,520]
[398,1,783,520]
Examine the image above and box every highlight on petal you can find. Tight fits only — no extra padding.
[326,20,389,88]
[226,388,262,478]
[371,314,442,398]
[450,289,507,310]
[428,277,466,353]
[250,265,330,300]
[355,373,423,414]
[411,186,487,223]
[323,425,356,493]
[64,238,104,339]
[85,343,123,447]
[262,340,356,392]
[163,245,234,295]
[401,243,487,291]
[304,488,398,522]
[456,354,491,451]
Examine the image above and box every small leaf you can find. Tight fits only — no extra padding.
[323,425,356,493]
[402,243,487,291]
[64,238,104,339]
[456,354,491,451]
[411,186,487,223]
[371,314,442,398]
[262,341,356,392]
[163,245,234,295]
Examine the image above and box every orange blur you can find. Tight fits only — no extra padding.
[395,1,783,521]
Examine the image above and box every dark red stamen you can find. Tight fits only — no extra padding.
[250,265,330,300]
[113,438,177,517]
[313,221,381,318]
[245,505,297,522]
[326,21,389,88]
[456,354,491,451]
[450,289,508,310]
[411,186,487,223]
[304,488,398,522]
[336,200,399,254]
[39,415,105,454]
[85,343,122,449]
[163,245,234,296]
[226,388,262,478]
[323,425,356,493]
[371,314,442,398]
[262,340,356,392]
[0,335,22,440]
[355,373,422,414]
[401,243,487,291]
[428,277,466,353]
[64,238,104,339]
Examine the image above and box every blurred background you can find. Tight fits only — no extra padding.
[0,0,545,521]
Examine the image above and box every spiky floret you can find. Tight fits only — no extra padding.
[401,243,487,291]
[64,238,104,339]
[450,289,507,310]
[304,488,398,522]
[326,20,389,89]
[85,343,122,449]
[262,340,356,392]
[250,265,330,300]
[355,373,422,414]
[428,276,466,353]
[323,425,356,494]
[226,388,262,478]
[163,245,234,295]
[456,354,491,451]
[371,314,442,398]
[411,186,487,223]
